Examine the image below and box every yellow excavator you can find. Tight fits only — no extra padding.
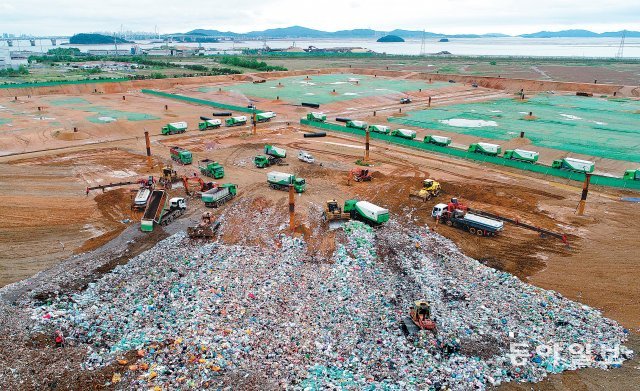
[401,300,437,336]
[409,179,441,201]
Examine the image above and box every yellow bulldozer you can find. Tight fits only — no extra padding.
[409,179,441,201]
[401,300,437,336]
[322,200,352,229]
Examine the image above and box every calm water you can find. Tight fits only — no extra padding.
[1,37,639,59]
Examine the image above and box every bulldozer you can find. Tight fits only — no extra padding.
[159,165,179,189]
[409,179,441,201]
[401,300,437,336]
[349,168,372,183]
[187,212,221,239]
[322,200,352,229]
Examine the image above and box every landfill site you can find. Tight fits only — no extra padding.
[0,68,639,390]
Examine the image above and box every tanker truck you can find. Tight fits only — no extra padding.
[267,171,306,193]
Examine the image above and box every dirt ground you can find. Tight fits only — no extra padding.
[0,71,639,389]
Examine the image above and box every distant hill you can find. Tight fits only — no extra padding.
[377,35,405,43]
[70,33,130,44]
[182,26,639,40]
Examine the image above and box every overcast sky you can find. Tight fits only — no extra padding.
[1,0,638,36]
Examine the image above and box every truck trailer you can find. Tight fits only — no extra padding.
[346,120,368,130]
[161,121,188,135]
[344,200,389,225]
[423,135,452,147]
[226,116,247,127]
[256,111,276,123]
[170,146,192,165]
[198,119,222,131]
[552,157,595,173]
[369,124,390,134]
[202,184,237,207]
[468,142,501,156]
[141,192,186,232]
[503,149,539,163]
[307,112,327,122]
[267,171,306,193]
[391,129,417,140]
[431,199,503,237]
[198,159,225,179]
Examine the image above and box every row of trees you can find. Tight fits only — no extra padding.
[218,56,287,71]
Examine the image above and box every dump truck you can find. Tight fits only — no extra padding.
[161,121,188,135]
[346,120,368,130]
[170,146,192,165]
[141,192,186,232]
[255,144,287,167]
[468,142,501,156]
[202,183,237,207]
[623,169,640,181]
[409,179,442,201]
[401,300,437,336]
[254,155,278,168]
[552,157,595,173]
[267,171,306,193]
[431,198,503,236]
[369,124,390,134]
[391,129,417,139]
[344,199,389,225]
[350,168,372,182]
[255,111,276,123]
[198,159,225,179]
[187,212,220,239]
[424,135,452,147]
[198,119,222,131]
[226,116,247,127]
[503,149,539,163]
[307,112,327,122]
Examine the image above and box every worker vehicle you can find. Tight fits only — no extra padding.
[141,192,186,232]
[344,199,389,225]
[198,119,222,131]
[170,146,192,165]
[202,183,237,207]
[400,97,412,104]
[623,169,640,181]
[401,300,437,336]
[431,198,503,236]
[298,151,315,163]
[267,171,306,193]
[255,111,276,123]
[198,159,225,179]
[424,135,452,147]
[161,121,188,135]
[350,168,372,182]
[226,116,247,127]
[551,157,595,173]
[306,112,327,122]
[187,212,220,239]
[468,142,501,156]
[391,129,417,140]
[503,149,539,163]
[368,124,390,134]
[409,179,442,201]
[346,120,368,130]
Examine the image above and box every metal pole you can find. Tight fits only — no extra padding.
[252,111,257,135]
[364,129,370,162]
[144,131,151,156]
[577,173,592,215]
[289,184,295,232]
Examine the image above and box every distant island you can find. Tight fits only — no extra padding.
[377,35,404,43]
[439,38,449,42]
[69,33,131,45]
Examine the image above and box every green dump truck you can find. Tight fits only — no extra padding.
[468,142,501,156]
[391,128,417,140]
[623,169,640,181]
[141,193,186,232]
[202,184,237,207]
[552,157,595,173]
[369,124,390,134]
[343,199,389,225]
[198,159,225,179]
[267,171,306,193]
[226,116,247,127]
[170,146,192,165]
[161,121,188,135]
[346,120,368,130]
[424,135,451,146]
[307,112,327,122]
[198,119,222,131]
[503,148,539,163]
[256,111,276,123]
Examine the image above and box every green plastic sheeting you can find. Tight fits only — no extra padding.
[47,97,92,106]
[388,94,640,162]
[0,78,128,89]
[142,89,261,113]
[212,73,446,105]
[299,119,640,191]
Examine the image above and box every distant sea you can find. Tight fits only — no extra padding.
[1,37,639,59]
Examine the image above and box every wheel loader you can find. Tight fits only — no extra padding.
[401,300,437,336]
[409,179,441,201]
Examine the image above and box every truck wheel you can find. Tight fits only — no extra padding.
[445,220,453,227]
[476,230,484,237]
[469,227,476,234]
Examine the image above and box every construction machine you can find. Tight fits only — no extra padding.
[187,211,221,239]
[409,179,442,201]
[159,165,178,189]
[322,200,352,229]
[401,300,437,336]
[182,175,216,196]
[349,168,372,182]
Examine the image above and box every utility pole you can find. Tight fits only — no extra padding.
[289,184,295,232]
[576,173,592,216]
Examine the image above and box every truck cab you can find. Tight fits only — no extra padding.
[169,197,186,210]
[254,155,271,168]
[298,151,314,163]
[431,203,448,218]
[294,178,306,193]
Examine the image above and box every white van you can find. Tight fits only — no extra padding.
[298,151,315,163]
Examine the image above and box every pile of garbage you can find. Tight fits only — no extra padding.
[31,221,632,390]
